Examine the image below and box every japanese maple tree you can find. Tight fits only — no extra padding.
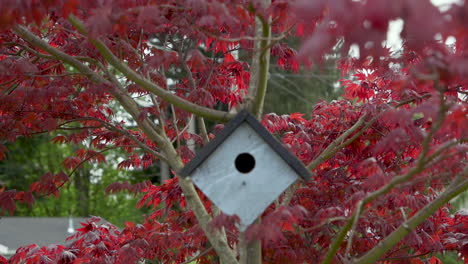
[0,0,467,264]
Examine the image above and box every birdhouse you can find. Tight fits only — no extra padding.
[179,110,311,229]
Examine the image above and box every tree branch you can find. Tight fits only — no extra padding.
[101,122,168,163]
[197,117,210,145]
[68,15,234,122]
[179,51,197,90]
[38,146,120,198]
[344,200,363,258]
[278,88,377,250]
[12,25,168,149]
[354,168,468,264]
[197,26,287,43]
[301,217,347,232]
[379,251,431,261]
[321,158,432,264]
[55,17,237,262]
[2,42,56,60]
[180,247,213,264]
[240,5,273,264]
[248,14,272,119]
[177,175,239,264]
[13,23,238,264]
[307,114,373,171]
[322,94,448,264]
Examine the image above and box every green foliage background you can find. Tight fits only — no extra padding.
[0,135,150,227]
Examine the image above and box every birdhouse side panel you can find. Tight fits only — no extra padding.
[191,123,299,227]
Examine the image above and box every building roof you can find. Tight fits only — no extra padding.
[0,217,87,255]
[179,110,311,180]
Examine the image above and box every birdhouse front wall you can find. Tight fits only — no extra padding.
[191,123,298,228]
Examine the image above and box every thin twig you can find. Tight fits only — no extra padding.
[180,247,213,264]
[344,200,363,258]
[170,104,181,149]
[57,117,168,163]
[197,117,210,144]
[302,217,347,232]
[100,122,168,163]
[379,251,431,261]
[354,175,468,264]
[179,51,197,90]
[68,15,234,122]
[37,146,118,198]
[171,114,194,145]
[150,94,167,136]
[197,27,287,43]
[281,114,376,208]
[307,114,373,171]
[322,92,448,264]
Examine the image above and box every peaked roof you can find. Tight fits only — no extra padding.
[0,217,86,251]
[179,110,311,180]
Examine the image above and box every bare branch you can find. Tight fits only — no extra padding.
[68,15,234,122]
[301,217,347,232]
[3,42,56,60]
[379,251,431,261]
[180,247,214,264]
[279,183,297,207]
[12,25,167,148]
[197,117,210,145]
[344,200,363,259]
[102,123,168,163]
[171,114,194,145]
[37,146,120,198]
[150,94,167,136]
[280,107,377,209]
[179,51,197,90]
[322,93,448,264]
[392,93,432,108]
[177,176,238,264]
[198,27,287,43]
[56,117,168,163]
[307,114,374,171]
[13,23,238,264]
[354,169,468,264]
[248,14,272,119]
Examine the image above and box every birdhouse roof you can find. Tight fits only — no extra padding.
[179,110,311,180]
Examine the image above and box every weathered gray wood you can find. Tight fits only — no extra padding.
[191,123,298,229]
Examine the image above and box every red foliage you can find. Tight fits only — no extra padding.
[0,0,467,263]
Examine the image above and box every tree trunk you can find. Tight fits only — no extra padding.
[160,161,170,182]
[74,167,90,216]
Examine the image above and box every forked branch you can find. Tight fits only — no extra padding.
[354,168,468,264]
[13,23,238,264]
[307,114,375,171]
[280,113,375,209]
[12,25,167,148]
[322,95,448,264]
[66,14,238,263]
[248,13,272,119]
[68,15,234,122]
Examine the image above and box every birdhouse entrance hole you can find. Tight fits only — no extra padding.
[235,153,255,173]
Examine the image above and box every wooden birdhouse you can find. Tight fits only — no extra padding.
[179,110,311,229]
